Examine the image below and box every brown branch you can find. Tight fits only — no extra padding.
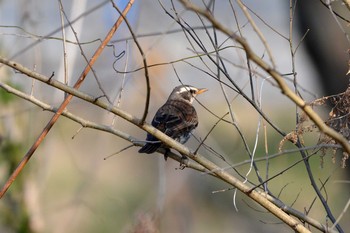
[0,0,135,198]
[0,56,309,233]
[0,58,338,232]
[176,1,350,232]
[180,0,350,169]
[178,0,350,177]
[0,81,209,174]
[235,0,276,68]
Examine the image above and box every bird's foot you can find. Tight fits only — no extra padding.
[163,148,171,161]
[177,155,188,170]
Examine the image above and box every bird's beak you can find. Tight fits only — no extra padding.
[196,88,208,95]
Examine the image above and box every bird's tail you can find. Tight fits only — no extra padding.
[138,143,161,154]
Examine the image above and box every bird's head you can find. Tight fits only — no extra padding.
[169,85,208,103]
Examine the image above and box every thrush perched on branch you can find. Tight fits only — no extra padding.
[138,85,207,161]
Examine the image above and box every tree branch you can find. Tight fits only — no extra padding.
[178,1,350,158]
[0,0,135,198]
[0,56,311,233]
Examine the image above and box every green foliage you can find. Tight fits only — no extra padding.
[0,88,15,104]
[0,82,22,105]
[0,81,33,232]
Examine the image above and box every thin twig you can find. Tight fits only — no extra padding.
[0,0,135,198]
[0,56,309,232]
[60,1,112,104]
[179,0,350,163]
[235,0,276,68]
[4,0,110,61]
[110,0,150,123]
[331,196,350,230]
[111,40,129,126]
[324,0,350,45]
[0,81,211,174]
[0,57,339,232]
[58,0,69,99]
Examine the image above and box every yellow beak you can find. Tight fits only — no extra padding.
[196,88,208,95]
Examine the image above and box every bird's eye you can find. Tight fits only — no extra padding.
[190,89,196,94]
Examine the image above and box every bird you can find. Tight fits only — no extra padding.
[138,85,207,160]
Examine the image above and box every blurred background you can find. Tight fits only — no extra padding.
[0,0,349,232]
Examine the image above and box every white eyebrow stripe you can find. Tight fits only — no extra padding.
[178,86,196,93]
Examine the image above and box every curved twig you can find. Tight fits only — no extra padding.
[110,0,151,123]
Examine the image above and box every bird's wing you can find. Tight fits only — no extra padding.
[151,100,198,139]
[151,111,182,134]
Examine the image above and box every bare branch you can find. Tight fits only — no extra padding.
[179,0,350,161]
[0,0,135,198]
[0,55,311,233]
[110,0,151,123]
